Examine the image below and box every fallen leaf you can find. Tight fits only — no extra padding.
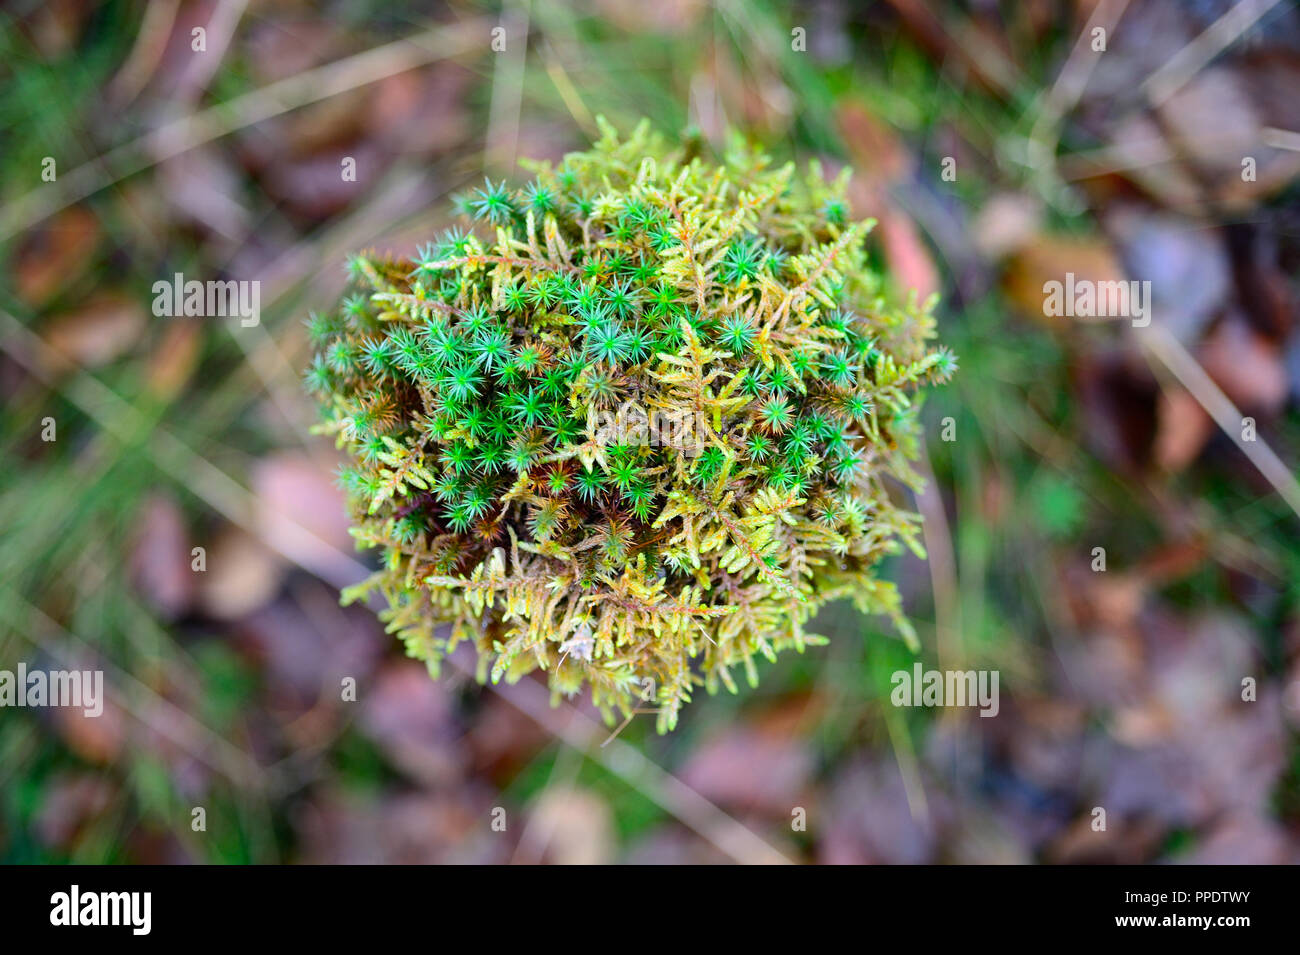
[819,759,941,864]
[144,321,203,399]
[196,524,286,620]
[42,295,146,369]
[1003,234,1126,324]
[521,787,615,865]
[12,206,100,307]
[679,726,812,816]
[130,493,195,619]
[1158,68,1261,184]
[252,452,356,557]
[1107,207,1230,345]
[837,100,910,185]
[34,774,115,849]
[52,693,128,764]
[972,192,1042,260]
[245,19,341,83]
[1155,386,1214,472]
[159,147,251,239]
[1180,814,1293,864]
[1198,311,1289,413]
[360,661,463,786]
[878,207,940,304]
[295,790,508,864]
[237,585,382,716]
[1073,349,1159,473]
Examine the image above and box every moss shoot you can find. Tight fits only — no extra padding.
[307,119,954,731]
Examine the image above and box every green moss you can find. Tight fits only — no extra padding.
[309,119,954,731]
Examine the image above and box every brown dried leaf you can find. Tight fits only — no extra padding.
[130,493,195,619]
[13,207,100,307]
[42,295,146,369]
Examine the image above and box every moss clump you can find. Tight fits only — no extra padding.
[307,119,954,731]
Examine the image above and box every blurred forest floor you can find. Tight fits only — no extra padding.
[2,0,1300,863]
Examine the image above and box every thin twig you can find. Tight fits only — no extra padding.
[1025,0,1132,175]
[8,593,273,793]
[1135,319,1300,520]
[485,3,530,172]
[1262,127,1300,152]
[0,19,485,241]
[1142,0,1284,108]
[915,440,961,671]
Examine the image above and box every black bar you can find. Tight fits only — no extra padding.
[1,865,1283,941]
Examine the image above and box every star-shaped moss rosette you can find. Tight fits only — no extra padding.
[306,119,955,731]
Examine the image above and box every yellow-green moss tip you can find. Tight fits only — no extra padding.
[310,118,955,732]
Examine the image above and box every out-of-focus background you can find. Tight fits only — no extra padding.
[2,0,1299,864]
